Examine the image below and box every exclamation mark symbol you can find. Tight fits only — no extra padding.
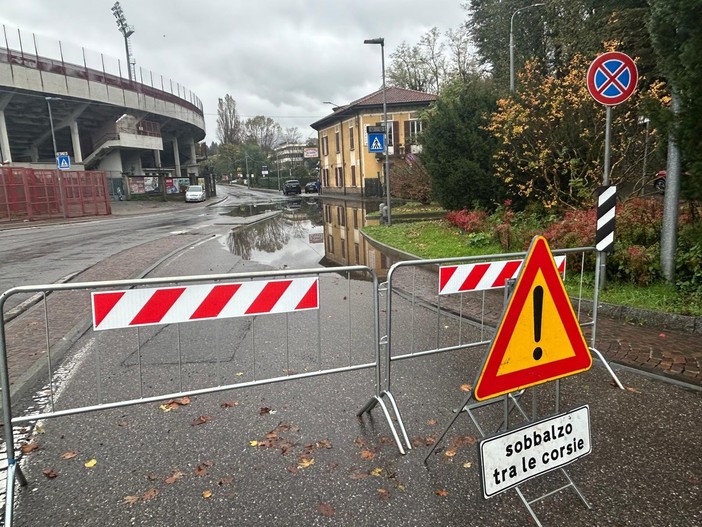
[533,286,543,361]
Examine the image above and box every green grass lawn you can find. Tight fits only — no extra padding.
[363,219,702,317]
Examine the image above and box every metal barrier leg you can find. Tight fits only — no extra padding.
[590,347,625,390]
[381,390,412,452]
[424,391,474,464]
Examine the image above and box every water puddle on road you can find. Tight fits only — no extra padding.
[220,197,325,269]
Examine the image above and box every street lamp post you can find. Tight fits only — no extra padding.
[364,37,391,226]
[510,3,544,92]
[46,97,67,217]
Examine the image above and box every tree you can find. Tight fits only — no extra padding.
[280,127,303,145]
[648,0,702,200]
[244,116,281,153]
[216,94,242,145]
[487,53,666,211]
[465,0,654,91]
[420,76,503,211]
[387,41,432,92]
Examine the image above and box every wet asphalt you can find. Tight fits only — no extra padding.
[8,228,702,527]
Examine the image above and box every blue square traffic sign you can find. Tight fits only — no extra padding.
[368,132,385,153]
[56,153,71,170]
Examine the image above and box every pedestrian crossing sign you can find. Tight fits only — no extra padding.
[368,131,385,153]
[56,152,71,170]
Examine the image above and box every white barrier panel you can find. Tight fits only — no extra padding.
[439,256,566,295]
[92,277,319,330]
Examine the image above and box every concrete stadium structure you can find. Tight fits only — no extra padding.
[0,25,206,197]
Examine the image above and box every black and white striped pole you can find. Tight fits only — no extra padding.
[596,185,616,253]
[591,185,616,347]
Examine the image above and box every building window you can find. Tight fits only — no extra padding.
[335,131,340,154]
[349,126,355,150]
[322,136,329,156]
[379,121,396,146]
[354,243,360,263]
[327,235,334,254]
[337,207,346,227]
[335,167,343,187]
[323,168,330,187]
[353,208,359,229]
[341,241,346,259]
[351,165,356,187]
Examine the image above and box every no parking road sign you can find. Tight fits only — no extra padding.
[587,51,638,106]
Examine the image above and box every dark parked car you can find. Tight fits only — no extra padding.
[305,181,318,193]
[283,179,301,195]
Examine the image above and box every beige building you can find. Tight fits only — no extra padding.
[310,87,437,198]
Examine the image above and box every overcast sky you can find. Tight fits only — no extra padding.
[0,1,468,143]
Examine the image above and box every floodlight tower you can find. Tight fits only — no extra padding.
[111,2,136,82]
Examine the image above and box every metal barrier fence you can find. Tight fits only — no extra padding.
[370,246,623,453]
[0,265,391,526]
[0,167,111,221]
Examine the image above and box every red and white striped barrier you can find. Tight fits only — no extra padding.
[92,277,319,330]
[439,256,566,295]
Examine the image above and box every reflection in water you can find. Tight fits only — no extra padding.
[227,214,288,260]
[224,198,325,269]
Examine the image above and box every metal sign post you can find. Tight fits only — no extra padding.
[587,51,638,289]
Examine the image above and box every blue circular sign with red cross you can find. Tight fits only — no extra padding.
[587,52,638,106]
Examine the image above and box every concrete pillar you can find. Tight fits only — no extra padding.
[154,149,161,168]
[0,110,11,163]
[30,145,38,163]
[172,137,181,178]
[69,120,83,163]
[189,137,197,165]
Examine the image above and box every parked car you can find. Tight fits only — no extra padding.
[653,170,666,192]
[304,181,318,193]
[283,179,301,195]
[185,185,206,202]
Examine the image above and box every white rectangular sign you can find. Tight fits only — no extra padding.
[479,405,591,498]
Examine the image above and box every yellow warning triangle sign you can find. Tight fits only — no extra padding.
[473,236,592,401]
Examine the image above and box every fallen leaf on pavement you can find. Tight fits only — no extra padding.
[202,489,213,499]
[42,468,58,479]
[318,503,335,517]
[360,449,376,460]
[298,457,315,469]
[194,461,213,477]
[84,459,97,468]
[142,488,159,501]
[370,467,383,477]
[60,451,78,460]
[21,443,39,454]
[287,465,300,475]
[249,440,259,447]
[191,415,211,426]
[377,488,391,500]
[259,406,271,416]
[427,419,438,426]
[626,386,641,394]
[435,489,449,497]
[122,495,140,505]
[165,470,184,484]
[235,372,244,377]
[463,462,473,468]
[349,470,369,480]
[218,477,233,486]
[221,401,239,408]
[459,384,472,392]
